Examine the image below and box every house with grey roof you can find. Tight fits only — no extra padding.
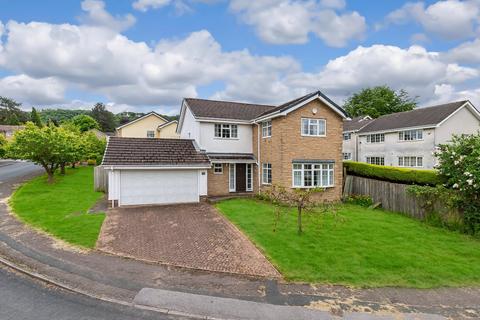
[102,91,348,206]
[342,101,480,169]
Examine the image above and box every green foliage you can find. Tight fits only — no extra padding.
[344,161,442,186]
[435,133,480,235]
[10,167,105,248]
[70,114,100,132]
[82,131,106,164]
[344,86,417,118]
[30,107,43,127]
[39,109,90,124]
[0,96,29,124]
[0,135,7,158]
[217,198,480,288]
[91,102,116,132]
[344,194,373,207]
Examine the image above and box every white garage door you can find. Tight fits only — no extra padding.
[119,170,199,206]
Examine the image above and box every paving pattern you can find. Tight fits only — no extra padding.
[96,203,280,278]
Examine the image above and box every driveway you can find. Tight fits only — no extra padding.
[96,203,280,278]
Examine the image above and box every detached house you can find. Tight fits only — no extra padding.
[103,91,348,206]
[116,111,179,139]
[342,101,480,169]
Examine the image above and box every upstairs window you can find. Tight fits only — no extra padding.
[214,124,238,139]
[343,133,352,140]
[147,130,155,138]
[342,153,352,160]
[262,120,272,138]
[366,133,385,143]
[399,129,423,141]
[301,118,326,136]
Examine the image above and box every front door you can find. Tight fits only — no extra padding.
[236,164,246,192]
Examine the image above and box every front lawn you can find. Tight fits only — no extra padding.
[10,166,105,248]
[216,198,480,288]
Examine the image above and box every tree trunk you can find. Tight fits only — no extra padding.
[297,206,303,234]
[71,162,76,169]
[46,170,54,184]
[60,163,66,175]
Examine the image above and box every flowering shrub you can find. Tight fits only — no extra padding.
[435,133,480,235]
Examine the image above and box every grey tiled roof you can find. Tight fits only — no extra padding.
[343,116,374,132]
[185,98,275,121]
[102,137,210,166]
[357,101,469,134]
[207,153,256,161]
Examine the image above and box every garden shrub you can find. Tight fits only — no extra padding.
[344,194,373,207]
[344,161,443,186]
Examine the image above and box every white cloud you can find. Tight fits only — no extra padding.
[381,0,480,40]
[229,0,366,46]
[445,38,480,63]
[319,0,345,9]
[80,0,136,31]
[0,74,66,105]
[132,0,172,12]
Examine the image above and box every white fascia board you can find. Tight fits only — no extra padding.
[115,112,168,131]
[102,164,211,170]
[176,100,188,133]
[196,117,252,124]
[436,102,480,127]
[358,125,436,136]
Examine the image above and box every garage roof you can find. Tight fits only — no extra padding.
[102,137,210,167]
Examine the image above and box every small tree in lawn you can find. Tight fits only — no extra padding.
[7,123,68,183]
[264,185,325,234]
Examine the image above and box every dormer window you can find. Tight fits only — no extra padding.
[214,124,238,139]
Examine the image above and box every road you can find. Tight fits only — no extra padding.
[0,161,188,320]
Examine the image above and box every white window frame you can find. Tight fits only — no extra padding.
[301,118,326,137]
[343,132,351,141]
[366,133,385,143]
[246,164,253,191]
[229,164,236,192]
[261,120,272,138]
[213,163,223,174]
[262,163,272,185]
[398,129,423,141]
[214,123,238,139]
[146,130,155,138]
[366,156,385,166]
[342,153,352,160]
[398,156,423,168]
[292,163,334,188]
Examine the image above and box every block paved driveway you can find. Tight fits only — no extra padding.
[96,203,280,278]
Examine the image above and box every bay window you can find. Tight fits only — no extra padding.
[292,162,334,188]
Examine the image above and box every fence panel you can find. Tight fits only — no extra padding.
[94,166,108,192]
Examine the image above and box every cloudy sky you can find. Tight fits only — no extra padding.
[1,0,480,115]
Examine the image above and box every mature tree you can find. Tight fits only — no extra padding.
[70,114,100,132]
[436,133,480,235]
[7,123,77,183]
[344,86,417,118]
[82,131,107,164]
[30,107,43,127]
[0,97,29,125]
[38,109,90,124]
[91,103,116,132]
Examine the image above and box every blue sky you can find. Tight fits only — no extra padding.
[1,0,480,115]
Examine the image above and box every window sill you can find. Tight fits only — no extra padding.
[213,172,223,175]
[301,134,327,138]
[213,137,239,141]
[262,183,272,186]
[291,185,334,189]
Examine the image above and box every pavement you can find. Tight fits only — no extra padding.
[97,203,280,278]
[0,161,479,319]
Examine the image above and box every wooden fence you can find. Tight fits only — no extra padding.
[343,175,427,219]
[94,166,108,192]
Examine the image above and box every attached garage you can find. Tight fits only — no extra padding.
[102,137,210,207]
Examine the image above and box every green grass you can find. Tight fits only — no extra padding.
[216,198,480,288]
[10,166,105,248]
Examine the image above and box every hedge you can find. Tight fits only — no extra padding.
[343,161,444,186]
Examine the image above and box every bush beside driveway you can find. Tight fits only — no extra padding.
[10,166,105,248]
[216,198,480,288]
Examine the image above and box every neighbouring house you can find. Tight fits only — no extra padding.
[115,111,179,139]
[102,91,348,206]
[342,100,480,169]
[0,125,25,140]
[89,128,112,139]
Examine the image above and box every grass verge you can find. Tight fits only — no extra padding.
[216,198,480,288]
[10,166,105,248]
